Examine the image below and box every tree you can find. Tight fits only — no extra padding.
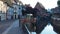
[57,0,60,7]
[0,0,12,7]
[0,0,19,7]
[14,0,19,4]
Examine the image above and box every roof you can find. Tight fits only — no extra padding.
[34,2,45,9]
[51,7,60,13]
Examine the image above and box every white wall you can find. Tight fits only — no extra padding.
[7,7,14,19]
[0,13,6,20]
[13,4,22,15]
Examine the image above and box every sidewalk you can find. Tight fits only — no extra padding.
[0,19,16,23]
[0,19,16,34]
[3,20,28,34]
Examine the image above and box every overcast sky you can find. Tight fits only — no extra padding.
[20,0,58,9]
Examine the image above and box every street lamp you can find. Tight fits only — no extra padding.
[18,1,24,27]
[14,6,17,19]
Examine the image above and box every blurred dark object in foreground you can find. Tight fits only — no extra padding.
[51,1,60,34]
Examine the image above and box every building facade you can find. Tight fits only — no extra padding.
[7,7,14,19]
[0,1,7,21]
[12,3,23,19]
[34,2,47,17]
[0,12,6,21]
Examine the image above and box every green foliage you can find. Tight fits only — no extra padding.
[57,1,60,6]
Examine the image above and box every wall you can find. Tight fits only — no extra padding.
[0,13,6,21]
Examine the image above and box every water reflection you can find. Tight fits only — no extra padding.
[30,24,57,34]
[41,24,57,34]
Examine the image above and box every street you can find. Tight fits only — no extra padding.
[2,20,28,34]
[2,20,57,34]
[0,20,15,34]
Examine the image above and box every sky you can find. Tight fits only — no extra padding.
[20,0,58,9]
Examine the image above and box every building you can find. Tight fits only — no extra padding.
[0,11,6,21]
[51,1,60,33]
[0,1,24,21]
[12,1,23,19]
[7,7,14,19]
[0,1,7,21]
[34,2,47,17]
[6,1,23,19]
[6,4,23,19]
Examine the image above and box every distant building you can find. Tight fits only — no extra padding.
[0,1,24,21]
[6,1,23,19]
[35,2,45,10]
[0,1,8,21]
[7,7,14,19]
[51,0,60,14]
[0,11,6,21]
[34,2,47,17]
[51,7,60,13]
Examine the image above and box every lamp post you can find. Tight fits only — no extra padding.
[5,4,7,20]
[18,1,23,27]
[14,6,17,19]
[19,1,23,16]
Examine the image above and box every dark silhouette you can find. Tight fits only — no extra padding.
[0,16,1,21]
[21,2,51,34]
[57,0,60,7]
[51,1,60,34]
[22,6,37,17]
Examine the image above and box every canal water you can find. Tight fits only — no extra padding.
[41,24,57,34]
[28,24,57,34]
